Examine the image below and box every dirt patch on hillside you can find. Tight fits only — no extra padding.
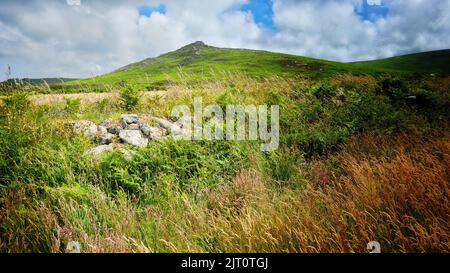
[279,59,324,71]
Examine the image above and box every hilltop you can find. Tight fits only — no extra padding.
[4,42,450,92]
[67,41,340,89]
[61,42,450,91]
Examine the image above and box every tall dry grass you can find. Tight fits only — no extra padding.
[1,131,448,253]
[1,74,448,253]
[184,131,450,253]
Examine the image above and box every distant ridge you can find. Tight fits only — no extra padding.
[1,78,77,85]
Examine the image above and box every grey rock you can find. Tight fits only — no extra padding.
[96,133,116,145]
[99,118,112,127]
[152,117,175,130]
[128,123,141,130]
[120,119,128,129]
[85,144,114,156]
[152,117,192,139]
[98,125,108,135]
[121,114,139,125]
[175,115,192,129]
[119,130,148,148]
[107,125,122,135]
[85,125,99,139]
[68,120,98,139]
[141,123,167,140]
[140,123,152,136]
[153,117,181,133]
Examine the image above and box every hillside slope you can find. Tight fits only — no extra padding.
[69,42,349,89]
[350,49,450,75]
[62,43,450,90]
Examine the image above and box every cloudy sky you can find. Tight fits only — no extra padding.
[1,0,450,80]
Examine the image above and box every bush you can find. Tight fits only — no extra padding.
[95,139,250,195]
[119,86,141,111]
[280,88,407,158]
[379,77,409,101]
[412,89,440,108]
[63,97,81,115]
[2,91,30,114]
[100,151,143,194]
[96,98,118,114]
[334,93,407,134]
[308,82,336,99]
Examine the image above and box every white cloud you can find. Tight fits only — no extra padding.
[66,0,81,6]
[0,0,449,79]
[268,0,450,61]
[367,0,381,5]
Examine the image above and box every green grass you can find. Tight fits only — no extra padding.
[3,42,449,94]
[67,42,339,88]
[349,49,450,75]
[63,43,450,92]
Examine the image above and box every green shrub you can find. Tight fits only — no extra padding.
[96,98,118,114]
[100,151,143,194]
[264,147,304,185]
[2,91,30,114]
[280,88,407,158]
[309,82,336,99]
[379,77,409,101]
[63,97,81,115]
[119,86,141,111]
[412,89,439,108]
[93,139,250,196]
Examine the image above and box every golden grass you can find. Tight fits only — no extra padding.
[331,73,378,92]
[185,132,450,253]
[1,131,448,253]
[29,90,182,106]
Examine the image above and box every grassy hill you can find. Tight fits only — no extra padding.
[3,42,449,94]
[68,41,343,89]
[4,42,448,93]
[350,49,450,75]
[65,42,450,91]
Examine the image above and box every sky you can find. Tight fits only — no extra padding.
[1,0,450,79]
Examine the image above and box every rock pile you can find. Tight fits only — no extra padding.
[68,114,190,157]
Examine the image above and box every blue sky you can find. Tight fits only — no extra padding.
[137,1,389,30]
[356,0,389,22]
[241,0,276,31]
[138,4,166,17]
[137,1,277,30]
